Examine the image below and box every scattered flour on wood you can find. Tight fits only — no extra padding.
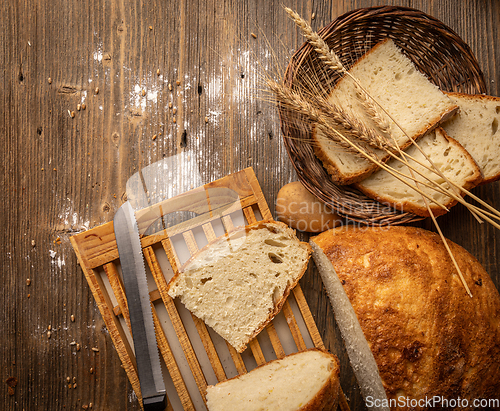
[57,198,91,233]
[49,250,65,268]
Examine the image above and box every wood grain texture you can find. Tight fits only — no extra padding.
[2,0,499,410]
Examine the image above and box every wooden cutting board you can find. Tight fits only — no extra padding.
[70,167,348,411]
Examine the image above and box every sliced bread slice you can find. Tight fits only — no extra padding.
[355,127,482,217]
[442,91,500,184]
[166,221,311,353]
[311,226,500,408]
[206,348,340,411]
[313,38,458,185]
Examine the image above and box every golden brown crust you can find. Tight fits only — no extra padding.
[444,90,500,103]
[313,226,500,408]
[298,349,340,411]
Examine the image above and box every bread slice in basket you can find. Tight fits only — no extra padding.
[312,38,458,185]
[311,226,500,407]
[442,91,500,185]
[166,221,311,353]
[354,127,482,217]
[206,348,340,411]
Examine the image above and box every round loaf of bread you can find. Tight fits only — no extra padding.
[312,226,500,406]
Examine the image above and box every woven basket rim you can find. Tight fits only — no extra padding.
[280,5,486,225]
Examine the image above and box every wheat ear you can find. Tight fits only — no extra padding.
[284,7,347,74]
[355,88,394,136]
[309,93,395,151]
[271,81,371,156]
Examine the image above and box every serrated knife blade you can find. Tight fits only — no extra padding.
[113,201,166,411]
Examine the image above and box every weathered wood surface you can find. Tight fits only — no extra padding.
[1,0,499,410]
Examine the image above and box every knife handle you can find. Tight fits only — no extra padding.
[143,394,167,411]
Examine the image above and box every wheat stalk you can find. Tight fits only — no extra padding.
[355,88,394,137]
[309,94,395,151]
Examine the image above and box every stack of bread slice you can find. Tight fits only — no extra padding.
[314,38,500,217]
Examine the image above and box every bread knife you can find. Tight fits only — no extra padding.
[113,201,166,411]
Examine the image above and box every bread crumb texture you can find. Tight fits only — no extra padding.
[167,221,311,352]
[443,92,500,184]
[206,348,340,411]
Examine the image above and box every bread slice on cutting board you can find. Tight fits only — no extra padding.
[354,127,482,217]
[312,38,458,185]
[206,348,340,411]
[310,226,500,409]
[442,91,500,185]
[166,221,311,353]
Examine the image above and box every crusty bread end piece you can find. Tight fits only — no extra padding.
[166,221,311,353]
[313,38,458,185]
[206,348,340,411]
[443,91,500,184]
[355,127,482,217]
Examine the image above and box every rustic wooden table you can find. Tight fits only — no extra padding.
[2,1,499,410]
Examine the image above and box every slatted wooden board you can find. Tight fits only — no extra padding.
[70,167,348,411]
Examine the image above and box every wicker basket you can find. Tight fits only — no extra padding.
[280,6,486,225]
